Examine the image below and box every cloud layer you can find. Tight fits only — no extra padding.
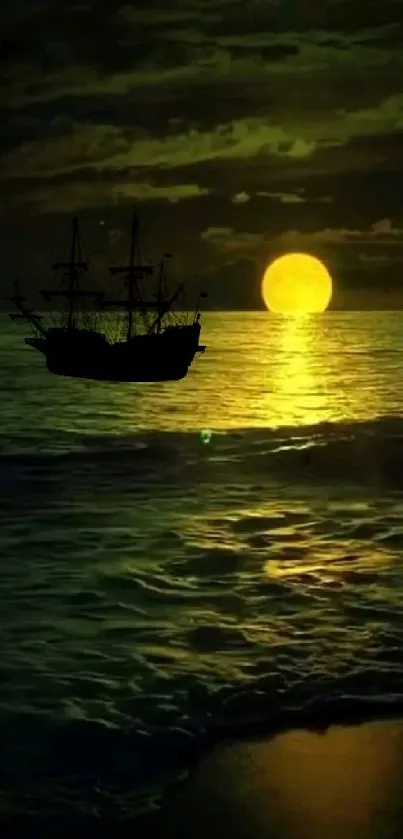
[1,0,403,303]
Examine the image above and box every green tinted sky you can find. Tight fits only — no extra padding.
[1,0,403,307]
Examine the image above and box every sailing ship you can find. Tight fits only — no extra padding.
[8,213,206,382]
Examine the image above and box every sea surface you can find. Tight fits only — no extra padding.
[2,310,403,819]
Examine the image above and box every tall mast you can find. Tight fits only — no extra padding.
[40,216,103,321]
[68,216,78,330]
[156,262,163,334]
[127,212,136,342]
[147,283,184,335]
[106,210,155,342]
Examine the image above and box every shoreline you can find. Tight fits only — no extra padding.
[5,715,403,838]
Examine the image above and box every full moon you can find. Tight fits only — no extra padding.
[261,253,333,313]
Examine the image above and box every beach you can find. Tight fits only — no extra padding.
[7,718,403,837]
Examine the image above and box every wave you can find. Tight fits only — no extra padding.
[2,414,403,493]
[3,413,403,819]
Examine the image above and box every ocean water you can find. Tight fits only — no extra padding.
[2,310,403,819]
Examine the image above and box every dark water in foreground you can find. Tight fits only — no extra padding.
[2,311,403,818]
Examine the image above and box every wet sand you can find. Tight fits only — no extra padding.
[8,717,403,838]
[166,718,403,839]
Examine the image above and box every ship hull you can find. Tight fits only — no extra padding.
[45,361,190,382]
[26,323,203,383]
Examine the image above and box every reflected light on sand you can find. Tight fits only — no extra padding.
[177,721,403,839]
[256,723,399,839]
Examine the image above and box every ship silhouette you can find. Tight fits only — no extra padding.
[8,212,206,382]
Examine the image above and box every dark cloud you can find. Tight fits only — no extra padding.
[1,0,403,304]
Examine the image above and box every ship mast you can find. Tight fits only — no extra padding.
[40,216,103,326]
[106,211,156,342]
[147,282,184,335]
[127,212,136,341]
[68,216,78,330]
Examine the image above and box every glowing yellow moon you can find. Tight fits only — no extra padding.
[261,252,333,313]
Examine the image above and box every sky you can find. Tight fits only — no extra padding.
[1,0,403,309]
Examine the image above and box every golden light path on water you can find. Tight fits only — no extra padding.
[36,312,392,437]
[260,314,379,427]
[262,314,329,427]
